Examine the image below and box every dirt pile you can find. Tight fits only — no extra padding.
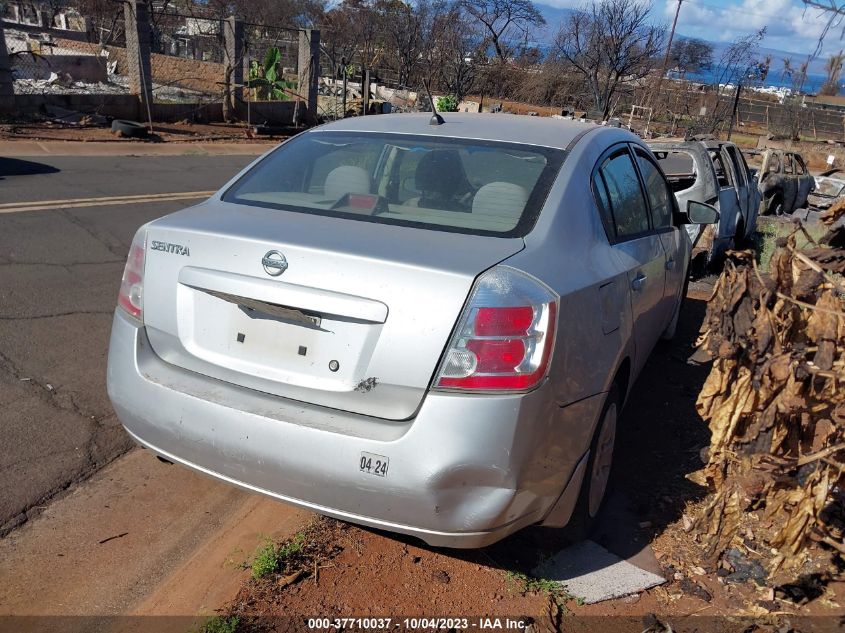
[693,203,845,581]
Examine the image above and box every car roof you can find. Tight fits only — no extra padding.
[649,140,703,150]
[700,139,739,150]
[311,112,597,151]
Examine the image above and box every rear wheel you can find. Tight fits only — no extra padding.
[564,385,620,541]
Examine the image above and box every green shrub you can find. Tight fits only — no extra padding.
[754,218,826,272]
[436,95,459,112]
[250,533,305,579]
[196,615,239,633]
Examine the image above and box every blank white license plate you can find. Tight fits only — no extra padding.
[359,452,388,477]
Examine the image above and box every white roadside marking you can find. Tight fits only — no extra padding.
[0,190,216,214]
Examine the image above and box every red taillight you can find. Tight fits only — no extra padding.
[118,230,146,320]
[434,267,558,393]
[468,338,526,373]
[474,306,534,336]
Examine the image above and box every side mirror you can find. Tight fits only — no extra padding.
[683,200,720,224]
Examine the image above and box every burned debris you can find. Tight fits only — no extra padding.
[692,202,845,580]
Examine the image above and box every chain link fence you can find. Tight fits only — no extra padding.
[147,7,225,105]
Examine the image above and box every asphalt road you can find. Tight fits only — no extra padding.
[0,153,258,533]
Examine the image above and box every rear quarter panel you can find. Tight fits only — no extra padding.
[511,127,636,409]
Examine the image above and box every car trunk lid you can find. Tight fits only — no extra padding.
[141,201,524,420]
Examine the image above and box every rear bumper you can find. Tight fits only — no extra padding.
[107,310,603,548]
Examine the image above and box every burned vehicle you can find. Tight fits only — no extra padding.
[649,139,758,271]
[808,169,845,211]
[745,149,814,215]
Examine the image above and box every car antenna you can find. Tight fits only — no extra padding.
[423,80,444,126]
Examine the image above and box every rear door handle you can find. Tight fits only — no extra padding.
[666,257,675,271]
[631,273,647,292]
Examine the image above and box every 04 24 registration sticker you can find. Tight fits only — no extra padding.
[359,452,389,477]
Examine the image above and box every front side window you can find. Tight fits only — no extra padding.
[726,147,747,186]
[594,149,650,239]
[635,148,673,229]
[709,150,733,188]
[223,132,565,237]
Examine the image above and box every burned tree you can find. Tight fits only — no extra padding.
[378,0,429,88]
[692,28,765,135]
[460,0,544,62]
[668,37,713,77]
[436,5,480,102]
[820,50,845,96]
[552,0,663,120]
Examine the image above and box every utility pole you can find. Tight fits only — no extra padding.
[651,0,682,112]
[661,0,683,79]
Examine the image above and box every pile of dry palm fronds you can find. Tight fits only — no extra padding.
[693,203,845,576]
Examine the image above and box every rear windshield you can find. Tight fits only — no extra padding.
[222,131,566,237]
[652,150,697,193]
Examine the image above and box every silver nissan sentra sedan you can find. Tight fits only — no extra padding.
[107,113,718,547]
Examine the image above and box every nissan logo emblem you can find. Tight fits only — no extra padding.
[262,250,288,277]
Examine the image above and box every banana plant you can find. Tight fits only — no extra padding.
[247,47,294,101]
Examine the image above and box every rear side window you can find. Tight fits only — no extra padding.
[635,148,673,229]
[784,154,795,174]
[594,149,650,239]
[795,155,808,175]
[222,131,566,238]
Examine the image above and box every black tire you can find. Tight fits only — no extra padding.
[111,119,148,138]
[564,384,621,542]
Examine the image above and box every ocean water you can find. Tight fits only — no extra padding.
[675,70,831,95]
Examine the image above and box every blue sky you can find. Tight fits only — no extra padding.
[535,0,844,60]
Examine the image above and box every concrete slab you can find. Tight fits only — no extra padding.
[591,490,664,577]
[533,540,666,604]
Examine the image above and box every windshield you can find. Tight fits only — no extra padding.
[223,131,566,237]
